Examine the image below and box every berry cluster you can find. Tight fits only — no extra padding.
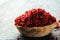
[15,8,56,27]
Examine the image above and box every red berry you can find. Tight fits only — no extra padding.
[15,8,56,27]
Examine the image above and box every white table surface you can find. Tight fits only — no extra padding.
[0,0,60,40]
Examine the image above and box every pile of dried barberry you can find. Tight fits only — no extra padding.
[15,8,56,27]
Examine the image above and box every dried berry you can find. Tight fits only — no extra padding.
[15,8,56,27]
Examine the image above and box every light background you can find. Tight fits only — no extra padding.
[0,0,60,40]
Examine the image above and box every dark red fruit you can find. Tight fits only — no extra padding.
[15,8,56,27]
